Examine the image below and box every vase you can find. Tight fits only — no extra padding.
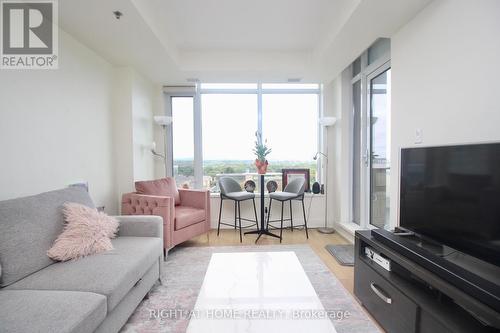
[255,159,268,174]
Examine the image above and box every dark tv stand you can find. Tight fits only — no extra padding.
[354,230,500,333]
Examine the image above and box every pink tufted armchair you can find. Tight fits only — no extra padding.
[121,178,210,255]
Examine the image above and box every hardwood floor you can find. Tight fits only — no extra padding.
[179,227,355,294]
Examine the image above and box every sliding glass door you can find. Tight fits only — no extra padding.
[368,67,391,228]
[349,38,391,229]
[351,63,391,228]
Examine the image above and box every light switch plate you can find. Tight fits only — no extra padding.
[415,128,423,144]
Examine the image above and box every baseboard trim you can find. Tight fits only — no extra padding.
[332,222,355,243]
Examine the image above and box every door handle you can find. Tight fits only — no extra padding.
[370,282,392,304]
[363,149,370,166]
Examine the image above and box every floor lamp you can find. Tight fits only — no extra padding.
[151,116,173,176]
[316,117,337,234]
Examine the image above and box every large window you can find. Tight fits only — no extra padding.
[201,84,320,192]
[262,94,318,181]
[171,97,195,188]
[168,83,321,192]
[202,94,257,191]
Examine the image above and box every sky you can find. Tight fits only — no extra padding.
[172,93,319,162]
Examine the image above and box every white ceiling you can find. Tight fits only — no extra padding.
[153,0,357,52]
[58,0,432,84]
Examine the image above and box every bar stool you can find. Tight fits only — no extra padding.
[217,177,259,242]
[266,177,308,242]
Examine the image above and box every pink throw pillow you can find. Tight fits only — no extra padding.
[135,177,180,205]
[47,203,119,261]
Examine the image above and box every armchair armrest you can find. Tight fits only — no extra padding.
[121,192,175,248]
[114,215,163,238]
[178,188,210,209]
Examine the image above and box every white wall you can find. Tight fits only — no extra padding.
[323,69,356,241]
[153,93,167,179]
[112,68,135,205]
[323,80,340,226]
[0,30,117,212]
[389,0,500,227]
[112,68,161,210]
[0,29,160,213]
[131,72,156,181]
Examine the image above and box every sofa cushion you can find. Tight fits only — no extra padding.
[175,206,206,230]
[135,177,180,205]
[0,187,95,287]
[0,290,106,333]
[6,237,162,312]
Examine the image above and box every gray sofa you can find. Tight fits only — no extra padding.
[0,187,163,333]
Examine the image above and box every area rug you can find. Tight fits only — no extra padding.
[325,244,355,266]
[121,245,380,333]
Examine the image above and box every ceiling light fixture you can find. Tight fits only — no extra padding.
[287,78,302,83]
[113,11,123,20]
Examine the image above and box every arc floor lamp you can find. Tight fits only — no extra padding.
[316,116,337,234]
[151,115,173,176]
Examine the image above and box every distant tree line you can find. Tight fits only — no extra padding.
[174,160,317,182]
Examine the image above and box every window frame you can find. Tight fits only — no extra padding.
[164,90,203,188]
[166,83,323,190]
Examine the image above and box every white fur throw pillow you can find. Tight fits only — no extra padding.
[47,202,119,261]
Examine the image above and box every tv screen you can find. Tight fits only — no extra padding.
[400,143,500,266]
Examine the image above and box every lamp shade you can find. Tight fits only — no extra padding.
[319,117,337,127]
[154,116,173,126]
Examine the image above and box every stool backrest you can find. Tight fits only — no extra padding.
[283,177,306,195]
[219,177,242,195]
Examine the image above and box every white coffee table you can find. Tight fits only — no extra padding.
[187,251,337,333]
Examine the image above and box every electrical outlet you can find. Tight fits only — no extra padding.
[415,128,423,144]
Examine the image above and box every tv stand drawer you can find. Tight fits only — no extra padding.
[355,258,417,333]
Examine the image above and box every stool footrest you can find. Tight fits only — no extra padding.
[218,222,257,229]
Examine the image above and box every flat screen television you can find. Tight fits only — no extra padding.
[400,142,500,267]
